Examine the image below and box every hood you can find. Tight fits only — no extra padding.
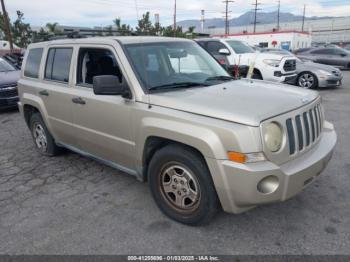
[300,61,339,72]
[0,70,20,87]
[149,79,319,126]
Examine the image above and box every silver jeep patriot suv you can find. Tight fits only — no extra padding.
[18,37,337,225]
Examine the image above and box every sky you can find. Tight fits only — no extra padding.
[4,0,350,28]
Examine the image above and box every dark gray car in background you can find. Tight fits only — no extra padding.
[296,47,350,69]
[0,57,20,109]
[261,48,343,89]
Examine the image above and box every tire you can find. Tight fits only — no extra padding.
[29,113,61,156]
[148,144,219,226]
[297,72,318,89]
[252,70,263,80]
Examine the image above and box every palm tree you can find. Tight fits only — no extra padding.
[46,22,60,34]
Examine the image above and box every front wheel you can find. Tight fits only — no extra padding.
[148,145,219,226]
[297,72,318,89]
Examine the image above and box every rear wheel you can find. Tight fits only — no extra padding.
[29,113,61,156]
[148,145,219,226]
[297,72,318,89]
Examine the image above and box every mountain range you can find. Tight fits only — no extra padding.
[177,11,335,29]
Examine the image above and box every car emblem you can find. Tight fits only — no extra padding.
[301,98,309,104]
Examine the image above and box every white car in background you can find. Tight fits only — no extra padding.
[196,38,297,84]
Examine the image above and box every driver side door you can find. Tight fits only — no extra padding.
[70,45,136,171]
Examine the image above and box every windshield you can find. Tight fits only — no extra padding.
[0,58,16,72]
[124,41,231,91]
[225,41,255,54]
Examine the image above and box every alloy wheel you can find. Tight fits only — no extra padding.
[298,73,315,89]
[33,122,48,152]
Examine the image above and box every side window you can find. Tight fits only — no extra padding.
[206,41,226,55]
[45,48,73,83]
[24,48,43,78]
[77,48,123,87]
[311,49,331,55]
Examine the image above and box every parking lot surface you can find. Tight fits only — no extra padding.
[0,72,350,255]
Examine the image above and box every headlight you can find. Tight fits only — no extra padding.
[264,122,283,152]
[263,59,281,67]
[318,70,332,76]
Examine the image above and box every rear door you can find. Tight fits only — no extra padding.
[26,46,78,147]
[70,45,135,171]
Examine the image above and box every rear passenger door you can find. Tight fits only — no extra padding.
[39,46,79,147]
[71,45,135,171]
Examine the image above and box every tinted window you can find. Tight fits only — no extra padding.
[311,49,332,55]
[0,57,16,72]
[45,48,73,82]
[225,41,255,54]
[24,48,43,78]
[206,41,227,54]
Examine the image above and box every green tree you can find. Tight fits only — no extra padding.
[46,22,61,34]
[12,11,32,47]
[113,17,132,36]
[136,12,154,34]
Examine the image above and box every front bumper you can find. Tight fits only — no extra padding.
[0,96,19,109]
[206,121,337,214]
[318,75,343,88]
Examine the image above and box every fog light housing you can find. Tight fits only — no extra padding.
[257,175,279,194]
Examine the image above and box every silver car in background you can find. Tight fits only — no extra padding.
[261,49,343,89]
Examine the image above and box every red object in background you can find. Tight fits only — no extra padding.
[233,65,239,79]
[272,40,278,47]
[218,58,226,65]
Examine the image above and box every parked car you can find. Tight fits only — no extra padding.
[18,37,336,225]
[195,38,297,84]
[2,53,23,69]
[0,57,20,109]
[296,47,350,69]
[261,49,343,89]
[343,43,350,51]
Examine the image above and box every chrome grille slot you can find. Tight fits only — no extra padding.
[295,115,303,151]
[303,112,310,146]
[286,118,295,155]
[285,102,323,156]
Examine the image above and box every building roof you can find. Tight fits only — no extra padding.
[212,30,311,38]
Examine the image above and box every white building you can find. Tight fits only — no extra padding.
[213,30,312,50]
[0,40,22,56]
[205,16,350,44]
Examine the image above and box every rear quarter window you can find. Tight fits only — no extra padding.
[24,48,43,78]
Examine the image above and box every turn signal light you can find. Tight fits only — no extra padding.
[227,152,247,163]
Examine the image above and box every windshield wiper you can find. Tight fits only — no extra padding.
[148,82,207,91]
[205,76,235,82]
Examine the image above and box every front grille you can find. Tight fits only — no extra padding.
[283,59,296,72]
[286,103,323,155]
[0,86,18,98]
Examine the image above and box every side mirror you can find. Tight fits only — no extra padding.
[218,48,230,56]
[93,75,131,99]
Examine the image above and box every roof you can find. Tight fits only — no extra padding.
[28,36,193,48]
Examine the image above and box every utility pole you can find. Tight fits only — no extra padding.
[301,4,306,32]
[222,0,234,36]
[277,0,280,31]
[0,0,13,53]
[252,0,262,33]
[173,0,177,37]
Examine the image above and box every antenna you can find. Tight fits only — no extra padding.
[222,0,234,36]
[252,0,262,33]
[277,0,280,31]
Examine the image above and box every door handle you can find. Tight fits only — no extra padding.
[39,90,49,96]
[72,97,86,105]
